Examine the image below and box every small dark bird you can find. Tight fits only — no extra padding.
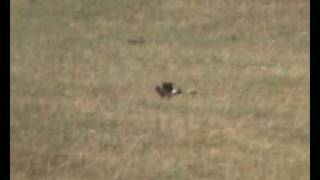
[155,82,182,99]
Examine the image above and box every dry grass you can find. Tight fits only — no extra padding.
[11,0,309,179]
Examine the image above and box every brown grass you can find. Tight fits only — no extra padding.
[11,0,309,179]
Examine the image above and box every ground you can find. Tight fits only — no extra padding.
[11,0,309,179]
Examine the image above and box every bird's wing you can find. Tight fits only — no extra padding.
[155,86,166,97]
[162,83,173,92]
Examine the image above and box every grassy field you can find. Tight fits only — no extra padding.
[11,0,309,179]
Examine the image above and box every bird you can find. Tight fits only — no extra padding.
[155,82,182,99]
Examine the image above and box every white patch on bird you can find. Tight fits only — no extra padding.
[172,89,178,94]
